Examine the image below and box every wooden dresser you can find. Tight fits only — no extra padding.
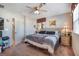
[61,32,72,46]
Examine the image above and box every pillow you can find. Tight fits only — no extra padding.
[38,31,46,34]
[46,31,55,35]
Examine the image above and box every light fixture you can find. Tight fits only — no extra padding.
[34,10,40,15]
[61,23,71,36]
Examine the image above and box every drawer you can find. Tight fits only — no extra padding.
[61,37,70,46]
[61,40,70,46]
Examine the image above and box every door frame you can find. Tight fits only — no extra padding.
[12,18,15,47]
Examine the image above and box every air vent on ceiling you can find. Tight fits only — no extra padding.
[0,4,4,8]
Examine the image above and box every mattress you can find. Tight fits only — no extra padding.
[25,33,59,54]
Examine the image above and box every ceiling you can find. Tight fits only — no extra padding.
[0,3,71,18]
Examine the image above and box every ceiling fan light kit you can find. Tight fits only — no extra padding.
[34,10,40,15]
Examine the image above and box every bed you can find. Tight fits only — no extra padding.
[25,31,60,55]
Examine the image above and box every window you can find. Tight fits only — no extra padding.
[73,4,79,34]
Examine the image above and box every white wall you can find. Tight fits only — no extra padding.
[25,16,36,35]
[24,12,72,36]
[34,13,72,29]
[72,33,79,56]
[0,8,24,46]
[45,14,67,28]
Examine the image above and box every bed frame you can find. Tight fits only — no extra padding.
[25,38,54,55]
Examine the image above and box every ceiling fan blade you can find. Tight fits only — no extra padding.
[40,10,47,12]
[39,3,42,8]
[39,3,46,8]
[26,6,33,9]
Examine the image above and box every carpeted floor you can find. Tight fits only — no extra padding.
[0,43,75,56]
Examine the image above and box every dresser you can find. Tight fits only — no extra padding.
[61,32,72,46]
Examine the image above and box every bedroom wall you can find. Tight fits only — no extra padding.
[24,12,72,36]
[0,8,24,46]
[46,12,72,29]
[34,12,72,30]
[72,33,79,56]
[24,15,36,36]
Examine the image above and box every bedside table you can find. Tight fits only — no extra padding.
[60,32,72,46]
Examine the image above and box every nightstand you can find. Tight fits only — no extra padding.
[60,32,72,46]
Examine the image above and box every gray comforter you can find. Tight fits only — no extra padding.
[26,34,59,48]
[26,34,47,44]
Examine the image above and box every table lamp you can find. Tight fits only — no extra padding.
[62,23,71,36]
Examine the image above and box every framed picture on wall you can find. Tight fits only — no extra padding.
[49,19,56,26]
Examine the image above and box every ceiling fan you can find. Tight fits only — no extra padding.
[26,3,47,15]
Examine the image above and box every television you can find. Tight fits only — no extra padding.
[0,17,4,30]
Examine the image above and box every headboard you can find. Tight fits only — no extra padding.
[37,28,61,35]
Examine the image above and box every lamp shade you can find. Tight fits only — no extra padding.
[62,23,71,33]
